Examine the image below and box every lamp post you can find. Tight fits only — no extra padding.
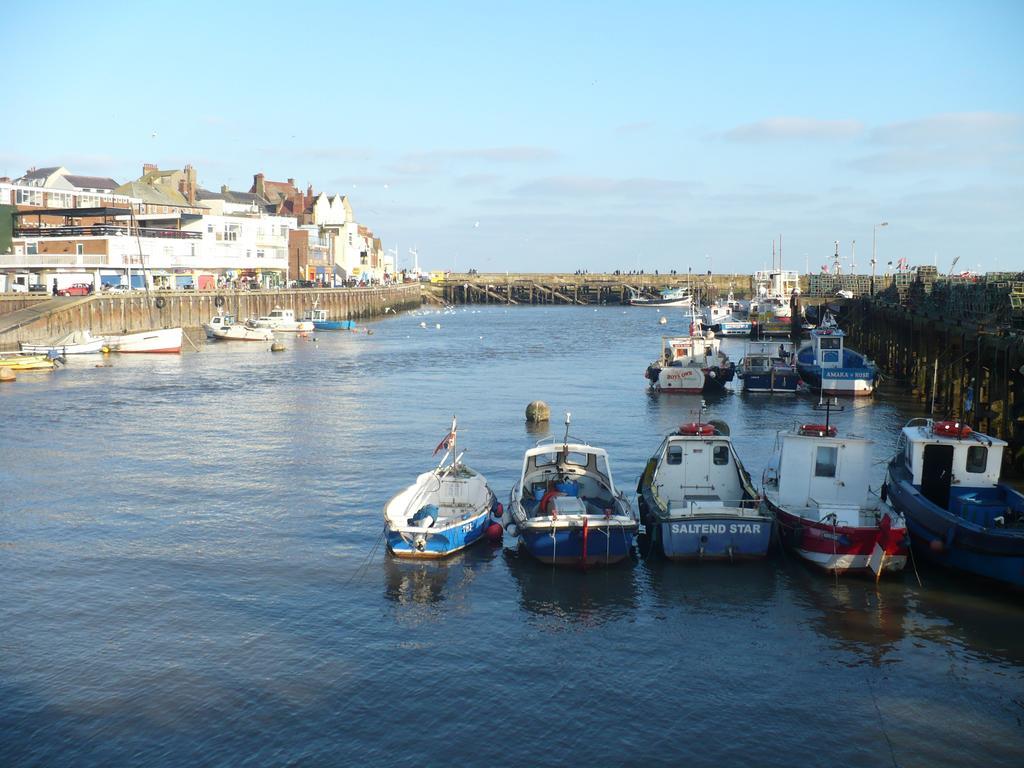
[871,221,888,295]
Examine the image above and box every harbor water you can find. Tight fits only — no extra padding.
[2,306,1022,767]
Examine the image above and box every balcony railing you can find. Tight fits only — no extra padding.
[14,225,202,240]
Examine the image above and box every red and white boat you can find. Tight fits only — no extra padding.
[109,327,183,354]
[762,422,908,576]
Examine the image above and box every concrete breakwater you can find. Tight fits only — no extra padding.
[0,284,421,351]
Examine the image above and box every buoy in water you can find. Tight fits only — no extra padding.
[485,523,503,543]
[526,400,550,423]
[419,321,427,328]
[659,316,668,325]
[0,367,15,382]
[435,323,441,329]
[270,341,286,352]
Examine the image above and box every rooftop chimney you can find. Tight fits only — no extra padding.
[253,172,265,196]
[287,178,295,188]
[143,163,158,175]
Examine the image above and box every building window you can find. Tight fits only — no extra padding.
[76,243,84,255]
[207,223,214,233]
[27,242,38,255]
[16,189,42,205]
[966,446,988,474]
[814,446,838,478]
[257,249,265,259]
[224,224,241,241]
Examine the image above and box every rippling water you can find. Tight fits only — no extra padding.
[2,306,1022,767]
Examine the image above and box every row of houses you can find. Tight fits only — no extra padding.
[0,163,396,292]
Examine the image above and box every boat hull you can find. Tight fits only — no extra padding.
[796,365,875,395]
[649,515,772,560]
[738,367,800,393]
[886,466,1024,589]
[646,363,734,394]
[110,328,183,354]
[20,339,106,355]
[312,320,355,330]
[769,498,908,575]
[386,508,492,558]
[517,521,636,566]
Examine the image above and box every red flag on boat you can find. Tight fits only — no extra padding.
[433,430,456,455]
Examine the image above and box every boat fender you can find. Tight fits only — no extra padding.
[214,295,225,308]
[154,296,166,309]
[485,523,503,543]
[493,502,504,518]
[880,483,888,502]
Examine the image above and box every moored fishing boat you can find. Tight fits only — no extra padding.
[108,327,183,354]
[303,304,355,331]
[629,286,693,308]
[764,417,908,576]
[644,322,735,394]
[637,421,770,560]
[507,414,637,566]
[383,418,499,558]
[884,419,1024,589]
[249,307,314,333]
[795,312,877,396]
[20,330,107,355]
[737,340,801,393]
[203,313,275,342]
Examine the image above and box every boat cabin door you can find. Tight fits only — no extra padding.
[921,443,954,509]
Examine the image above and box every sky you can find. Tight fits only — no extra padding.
[2,0,1022,275]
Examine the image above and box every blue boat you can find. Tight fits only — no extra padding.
[737,340,801,393]
[637,422,771,560]
[507,414,638,566]
[795,311,877,396]
[304,306,355,331]
[384,418,499,558]
[885,418,1024,589]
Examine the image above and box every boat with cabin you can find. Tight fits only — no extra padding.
[249,307,314,333]
[644,322,736,394]
[737,340,801,393]
[629,286,693,308]
[637,421,770,560]
[107,327,183,354]
[20,330,107,355]
[383,417,500,558]
[303,304,355,331]
[764,414,908,577]
[506,414,637,566]
[203,313,275,342]
[884,419,1024,589]
[795,311,877,396]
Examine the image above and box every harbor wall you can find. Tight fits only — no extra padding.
[0,285,421,351]
[842,298,1024,473]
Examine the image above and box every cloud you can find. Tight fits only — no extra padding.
[513,175,693,199]
[615,121,654,135]
[454,173,502,187]
[390,146,558,176]
[849,112,1024,174]
[870,112,1024,146]
[721,117,864,142]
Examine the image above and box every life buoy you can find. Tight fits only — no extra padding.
[933,421,972,439]
[799,424,837,437]
[678,422,715,436]
[154,296,166,309]
[214,295,225,308]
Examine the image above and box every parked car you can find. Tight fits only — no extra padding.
[57,283,94,296]
[106,284,132,293]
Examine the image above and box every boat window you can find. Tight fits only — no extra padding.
[820,338,842,350]
[667,446,682,465]
[814,446,838,478]
[713,446,729,465]
[563,451,589,467]
[904,440,913,469]
[966,446,988,474]
[534,453,556,467]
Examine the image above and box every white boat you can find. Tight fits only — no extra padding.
[20,330,108,355]
[249,307,314,333]
[643,322,736,394]
[383,417,499,558]
[109,327,183,354]
[203,313,275,342]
